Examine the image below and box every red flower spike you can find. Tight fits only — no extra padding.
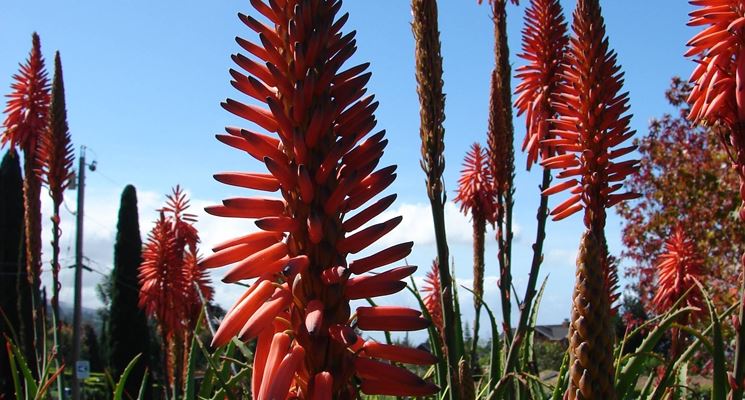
[454,143,497,222]
[209,2,435,397]
[540,0,640,228]
[139,187,212,389]
[651,227,704,320]
[421,261,444,335]
[2,33,50,155]
[514,0,568,168]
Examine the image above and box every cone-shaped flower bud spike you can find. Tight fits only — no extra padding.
[652,226,704,320]
[514,0,568,168]
[39,52,74,205]
[567,232,615,400]
[209,1,435,397]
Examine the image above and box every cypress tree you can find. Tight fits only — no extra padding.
[0,150,34,395]
[107,185,150,397]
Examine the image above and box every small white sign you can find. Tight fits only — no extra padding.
[75,360,90,380]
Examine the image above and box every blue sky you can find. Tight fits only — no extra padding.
[0,1,694,340]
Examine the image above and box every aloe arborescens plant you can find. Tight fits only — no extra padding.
[685,1,745,397]
[1,33,50,363]
[205,1,438,398]
[540,0,639,398]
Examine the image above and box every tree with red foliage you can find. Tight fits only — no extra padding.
[616,78,743,313]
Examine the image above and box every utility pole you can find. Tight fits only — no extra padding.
[71,146,86,400]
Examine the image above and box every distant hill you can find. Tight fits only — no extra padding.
[54,301,104,334]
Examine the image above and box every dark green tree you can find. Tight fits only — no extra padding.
[107,185,151,397]
[0,149,35,394]
[83,324,103,372]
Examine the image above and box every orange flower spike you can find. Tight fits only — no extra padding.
[514,0,568,168]
[651,227,704,319]
[2,33,50,154]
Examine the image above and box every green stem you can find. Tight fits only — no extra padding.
[503,168,551,374]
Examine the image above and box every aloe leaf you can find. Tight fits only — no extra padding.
[615,306,695,398]
[113,354,142,400]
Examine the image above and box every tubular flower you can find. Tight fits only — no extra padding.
[540,1,639,399]
[652,227,704,319]
[207,1,437,398]
[514,0,568,168]
[421,260,444,336]
[38,52,74,327]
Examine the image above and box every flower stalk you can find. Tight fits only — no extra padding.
[685,2,745,396]
[504,0,568,378]
[411,0,460,394]
[1,33,50,372]
[539,0,639,397]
